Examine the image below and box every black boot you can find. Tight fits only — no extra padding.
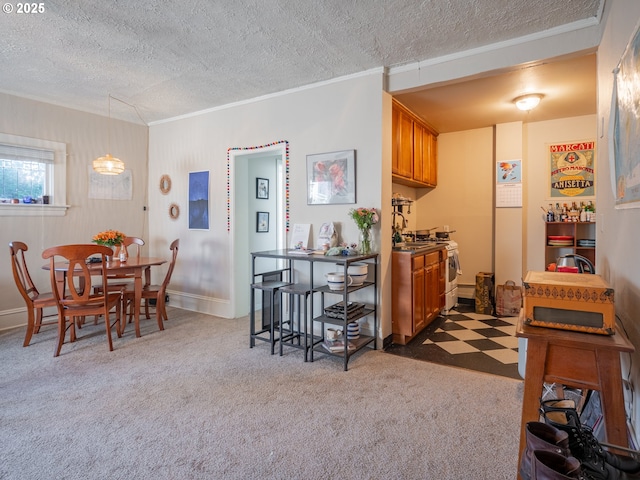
[542,399,640,478]
[532,450,584,479]
[521,422,571,480]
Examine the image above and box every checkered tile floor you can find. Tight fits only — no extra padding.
[385,303,522,380]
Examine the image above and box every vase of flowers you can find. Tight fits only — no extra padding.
[349,207,379,255]
[92,229,125,261]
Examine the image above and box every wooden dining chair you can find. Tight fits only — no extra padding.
[42,244,123,357]
[9,241,58,347]
[123,239,179,332]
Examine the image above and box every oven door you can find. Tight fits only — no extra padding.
[447,250,458,287]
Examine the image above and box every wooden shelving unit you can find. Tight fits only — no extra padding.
[545,222,596,270]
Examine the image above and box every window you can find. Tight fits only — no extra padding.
[0,133,67,216]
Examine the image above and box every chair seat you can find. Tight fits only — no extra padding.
[32,291,57,308]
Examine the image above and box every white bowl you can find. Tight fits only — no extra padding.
[326,272,346,282]
[350,273,367,286]
[348,263,368,276]
[327,281,346,291]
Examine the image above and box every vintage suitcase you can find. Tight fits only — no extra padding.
[522,271,615,335]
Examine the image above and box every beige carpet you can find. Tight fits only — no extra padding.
[0,307,524,479]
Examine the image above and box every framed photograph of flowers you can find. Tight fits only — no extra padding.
[307,149,356,205]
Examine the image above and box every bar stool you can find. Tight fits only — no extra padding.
[250,279,291,355]
[278,284,313,360]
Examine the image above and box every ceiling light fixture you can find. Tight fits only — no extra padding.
[93,94,125,175]
[514,93,543,111]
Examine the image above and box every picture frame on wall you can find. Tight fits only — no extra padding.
[256,177,269,199]
[188,170,209,230]
[307,149,356,205]
[257,211,269,232]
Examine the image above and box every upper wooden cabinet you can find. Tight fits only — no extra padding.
[392,99,438,188]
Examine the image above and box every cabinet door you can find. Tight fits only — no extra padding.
[397,109,414,179]
[428,132,437,186]
[438,255,446,309]
[424,252,441,322]
[413,123,426,184]
[413,266,425,333]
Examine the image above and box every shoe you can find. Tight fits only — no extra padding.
[521,422,571,480]
[532,450,583,479]
[542,399,640,478]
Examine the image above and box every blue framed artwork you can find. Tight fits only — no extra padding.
[189,171,209,230]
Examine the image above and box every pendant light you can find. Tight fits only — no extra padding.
[93,95,125,175]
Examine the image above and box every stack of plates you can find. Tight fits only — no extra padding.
[577,239,596,247]
[547,235,574,246]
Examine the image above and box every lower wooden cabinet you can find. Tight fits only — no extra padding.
[392,248,446,345]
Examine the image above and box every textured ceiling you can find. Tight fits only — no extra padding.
[0,0,603,125]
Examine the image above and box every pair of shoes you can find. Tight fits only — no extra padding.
[520,421,635,479]
[520,422,575,479]
[542,399,640,478]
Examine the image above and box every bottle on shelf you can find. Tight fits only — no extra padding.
[547,204,555,222]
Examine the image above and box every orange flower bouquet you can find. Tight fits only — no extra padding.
[92,229,125,247]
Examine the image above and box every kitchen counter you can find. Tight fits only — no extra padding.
[392,242,447,254]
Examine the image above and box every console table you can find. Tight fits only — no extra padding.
[516,310,634,478]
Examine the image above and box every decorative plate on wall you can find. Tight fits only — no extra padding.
[168,203,180,220]
[160,174,172,195]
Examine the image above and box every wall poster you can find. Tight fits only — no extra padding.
[189,171,209,230]
[549,141,595,198]
[612,17,640,208]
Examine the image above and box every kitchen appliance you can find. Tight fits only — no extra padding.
[409,227,460,313]
[442,240,461,314]
[556,254,595,274]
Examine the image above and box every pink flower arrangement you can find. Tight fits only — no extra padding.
[349,208,379,231]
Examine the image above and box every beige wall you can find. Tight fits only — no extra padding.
[524,115,597,272]
[0,93,149,330]
[404,117,595,300]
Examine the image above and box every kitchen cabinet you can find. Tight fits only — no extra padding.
[392,247,446,345]
[545,221,596,270]
[392,99,438,188]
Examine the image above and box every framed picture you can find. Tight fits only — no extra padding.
[307,149,356,205]
[256,177,269,199]
[257,211,269,232]
[189,171,209,230]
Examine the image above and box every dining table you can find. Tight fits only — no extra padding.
[44,256,167,338]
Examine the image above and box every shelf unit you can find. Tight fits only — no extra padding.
[310,254,378,371]
[545,222,596,270]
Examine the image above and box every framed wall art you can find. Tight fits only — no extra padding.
[307,149,356,205]
[189,171,209,230]
[257,211,269,232]
[612,18,640,208]
[256,177,269,199]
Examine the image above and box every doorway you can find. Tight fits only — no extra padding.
[230,143,287,318]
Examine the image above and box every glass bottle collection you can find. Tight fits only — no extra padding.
[546,201,595,222]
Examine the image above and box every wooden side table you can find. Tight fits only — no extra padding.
[516,310,634,478]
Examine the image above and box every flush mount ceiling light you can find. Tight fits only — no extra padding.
[514,93,543,111]
[93,95,125,175]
